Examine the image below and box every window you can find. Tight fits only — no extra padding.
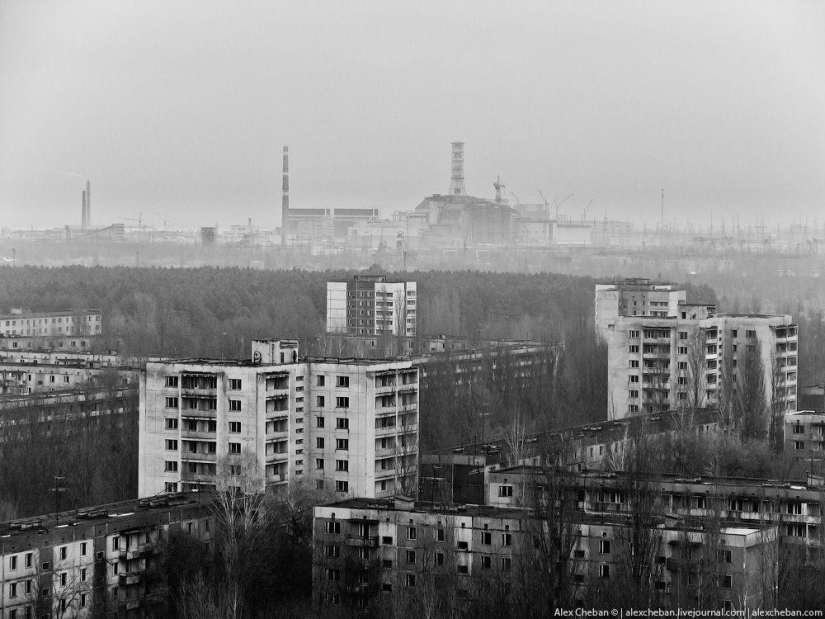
[229,400,242,412]
[481,555,492,569]
[481,531,492,545]
[316,459,324,470]
[721,574,732,589]
[336,418,349,430]
[406,550,416,564]
[678,331,687,340]
[9,556,16,570]
[229,442,241,454]
[317,395,325,407]
[794,441,805,450]
[165,376,179,388]
[600,540,611,554]
[60,572,67,586]
[628,330,640,338]
[407,526,417,540]
[628,405,639,413]
[719,550,732,563]
[165,460,178,472]
[502,533,512,546]
[405,574,416,587]
[500,557,512,570]
[336,376,350,388]
[317,375,325,387]
[336,397,349,408]
[599,564,610,579]
[336,460,349,472]
[80,542,87,556]
[165,417,179,430]
[165,397,179,409]
[9,582,17,597]
[629,375,639,383]
[629,360,639,368]
[229,378,242,390]
[629,390,639,399]
[316,437,325,449]
[316,480,325,490]
[336,480,348,493]
[165,439,178,451]
[629,345,639,353]
[678,346,688,355]
[436,529,445,542]
[25,553,32,568]
[336,438,349,451]
[42,561,51,571]
[324,544,340,558]
[316,416,325,428]
[325,521,341,534]
[229,422,241,433]
[326,568,340,581]
[498,485,514,497]
[81,568,87,581]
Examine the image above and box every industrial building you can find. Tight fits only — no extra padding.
[326,275,417,337]
[139,340,419,499]
[0,493,210,619]
[606,309,797,421]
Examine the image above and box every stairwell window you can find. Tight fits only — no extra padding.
[229,442,242,454]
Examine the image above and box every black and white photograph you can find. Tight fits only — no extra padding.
[0,0,824,616]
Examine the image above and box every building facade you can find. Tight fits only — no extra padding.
[326,275,417,337]
[139,340,419,499]
[606,312,797,421]
[595,279,687,340]
[0,310,102,339]
[0,493,210,619]
[313,497,778,614]
[784,410,825,472]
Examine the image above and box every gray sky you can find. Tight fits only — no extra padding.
[1,0,823,231]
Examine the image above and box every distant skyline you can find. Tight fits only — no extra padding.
[1,0,823,231]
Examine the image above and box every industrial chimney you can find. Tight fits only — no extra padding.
[85,180,91,227]
[450,142,466,196]
[81,190,87,229]
[281,146,289,243]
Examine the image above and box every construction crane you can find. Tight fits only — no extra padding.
[493,176,506,204]
[538,190,550,219]
[551,194,574,221]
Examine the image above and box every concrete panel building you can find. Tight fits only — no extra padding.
[606,312,797,421]
[595,279,687,340]
[139,340,419,499]
[326,275,417,337]
[0,310,102,339]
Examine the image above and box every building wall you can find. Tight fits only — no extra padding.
[326,282,348,334]
[0,311,102,338]
[607,314,797,421]
[139,354,419,500]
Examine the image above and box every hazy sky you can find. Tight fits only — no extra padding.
[1,0,823,231]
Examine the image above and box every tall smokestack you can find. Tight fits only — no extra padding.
[281,146,289,243]
[81,190,87,229]
[86,180,91,227]
[450,142,466,196]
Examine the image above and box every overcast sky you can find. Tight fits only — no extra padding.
[0,0,823,231]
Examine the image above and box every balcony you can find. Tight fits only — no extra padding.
[375,425,397,436]
[118,573,143,587]
[265,451,288,463]
[119,545,153,561]
[374,383,396,395]
[396,383,417,393]
[346,535,378,548]
[180,408,217,419]
[267,473,288,484]
[399,404,417,412]
[375,468,396,478]
[180,429,216,440]
[181,451,217,462]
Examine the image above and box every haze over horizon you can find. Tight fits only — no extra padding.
[1,0,823,232]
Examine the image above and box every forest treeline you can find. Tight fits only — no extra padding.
[0,265,716,358]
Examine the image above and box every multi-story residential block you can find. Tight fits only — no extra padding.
[0,310,102,338]
[595,279,687,340]
[0,493,210,619]
[784,410,825,471]
[139,340,419,499]
[326,275,417,337]
[607,312,797,420]
[0,356,137,396]
[313,497,778,614]
[487,466,822,556]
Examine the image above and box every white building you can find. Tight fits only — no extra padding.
[606,312,798,421]
[0,310,102,338]
[326,275,417,337]
[595,279,687,340]
[139,340,419,499]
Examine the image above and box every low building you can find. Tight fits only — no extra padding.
[312,497,778,613]
[139,340,419,499]
[0,310,102,339]
[0,492,210,619]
